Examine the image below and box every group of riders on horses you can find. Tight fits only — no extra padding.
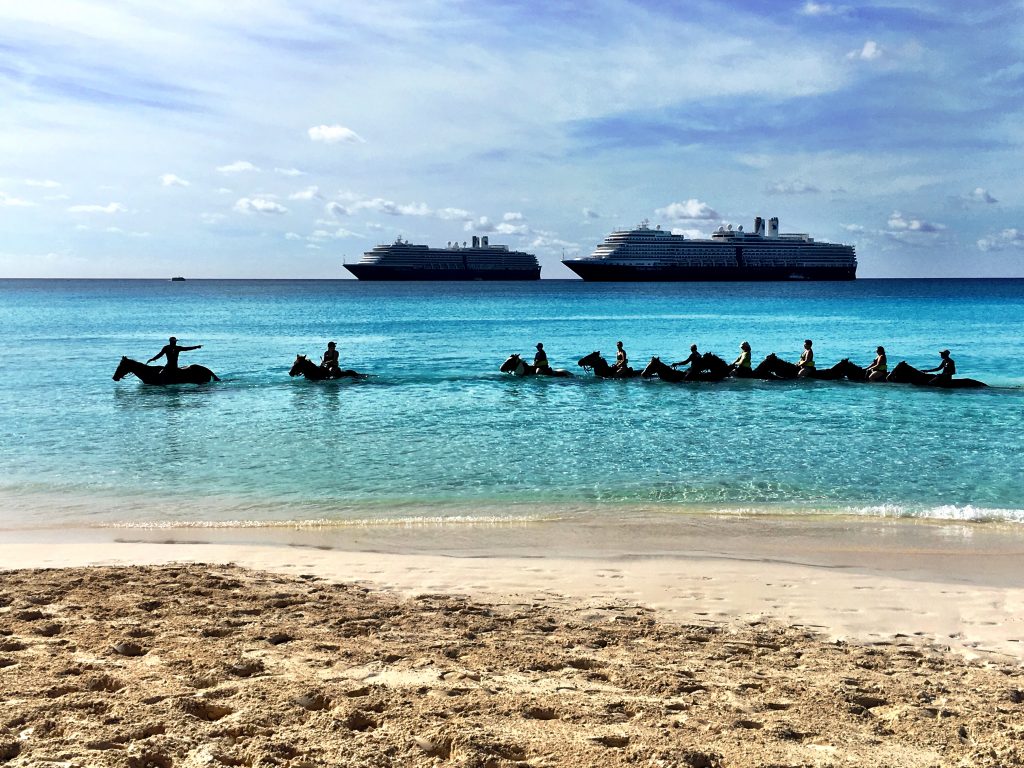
[527,339,961,386]
[122,336,966,388]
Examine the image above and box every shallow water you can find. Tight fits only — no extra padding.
[0,278,1021,528]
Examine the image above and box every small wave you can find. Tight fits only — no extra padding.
[841,504,1024,523]
[96,513,560,530]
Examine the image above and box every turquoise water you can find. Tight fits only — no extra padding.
[0,279,1022,528]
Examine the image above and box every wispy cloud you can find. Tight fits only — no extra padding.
[68,202,126,213]
[288,185,321,201]
[308,124,365,144]
[160,173,190,187]
[234,197,287,215]
[765,180,820,195]
[24,179,61,189]
[0,192,35,207]
[964,187,997,204]
[275,167,305,177]
[217,160,259,174]
[847,40,883,61]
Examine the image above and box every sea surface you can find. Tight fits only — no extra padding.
[1,278,1022,531]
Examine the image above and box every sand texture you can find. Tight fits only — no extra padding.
[1,564,1023,767]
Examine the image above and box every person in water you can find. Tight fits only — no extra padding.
[796,339,815,376]
[533,343,551,374]
[731,341,753,377]
[671,344,701,373]
[321,341,341,376]
[923,349,956,385]
[613,341,628,373]
[865,345,887,382]
[148,336,202,382]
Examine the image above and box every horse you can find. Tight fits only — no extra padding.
[885,361,987,388]
[641,353,732,383]
[499,354,573,377]
[577,351,640,379]
[289,355,367,380]
[112,356,220,385]
[757,354,850,381]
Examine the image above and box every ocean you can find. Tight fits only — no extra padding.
[0,278,1022,531]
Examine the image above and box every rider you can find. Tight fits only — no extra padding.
[731,341,752,377]
[865,345,887,382]
[671,344,701,373]
[148,336,202,382]
[533,342,551,374]
[613,341,628,373]
[321,341,341,376]
[923,349,955,385]
[796,339,815,377]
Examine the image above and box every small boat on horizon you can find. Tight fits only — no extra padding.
[170,276,186,281]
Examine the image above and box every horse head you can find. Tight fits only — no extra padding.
[499,354,521,374]
[289,355,308,377]
[112,356,130,381]
[577,350,602,369]
[641,356,663,378]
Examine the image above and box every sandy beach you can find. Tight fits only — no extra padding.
[2,517,1023,767]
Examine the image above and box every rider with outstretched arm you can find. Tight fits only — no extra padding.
[671,344,701,371]
[148,337,202,370]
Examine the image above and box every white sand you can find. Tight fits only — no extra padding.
[3,515,1022,661]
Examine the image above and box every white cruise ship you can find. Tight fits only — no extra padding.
[563,217,857,281]
[345,235,540,280]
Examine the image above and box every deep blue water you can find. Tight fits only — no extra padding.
[0,278,1022,528]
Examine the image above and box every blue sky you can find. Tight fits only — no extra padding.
[1,0,1022,277]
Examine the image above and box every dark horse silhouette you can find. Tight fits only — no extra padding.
[499,354,573,377]
[756,353,851,381]
[885,361,986,388]
[577,351,640,379]
[642,354,732,383]
[289,355,367,380]
[112,356,220,385]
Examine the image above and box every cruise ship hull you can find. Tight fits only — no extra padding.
[562,261,856,281]
[345,264,540,281]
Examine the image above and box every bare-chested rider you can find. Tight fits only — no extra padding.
[148,336,202,382]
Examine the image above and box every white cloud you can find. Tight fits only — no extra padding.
[233,197,288,215]
[977,228,1024,252]
[217,160,259,174]
[325,201,351,217]
[68,202,126,213]
[529,235,578,253]
[308,124,365,144]
[275,167,305,177]
[289,185,321,201]
[502,211,524,222]
[285,232,303,240]
[887,211,945,233]
[848,41,883,61]
[24,179,61,188]
[465,216,493,232]
[308,227,359,241]
[200,213,226,224]
[655,199,720,221]
[436,207,471,221]
[357,198,431,216]
[841,223,865,233]
[103,226,150,237]
[160,173,190,187]
[0,192,35,207]
[582,208,601,219]
[765,180,820,195]
[965,187,998,204]
[800,1,846,16]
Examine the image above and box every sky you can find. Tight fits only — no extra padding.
[1,0,1023,278]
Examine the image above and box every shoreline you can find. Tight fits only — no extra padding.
[3,514,1023,661]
